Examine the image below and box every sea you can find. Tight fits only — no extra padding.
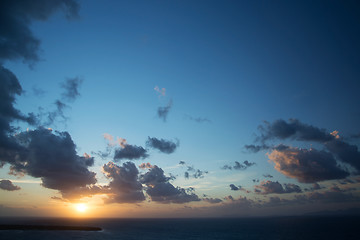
[0,216,358,240]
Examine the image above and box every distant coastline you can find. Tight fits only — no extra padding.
[0,225,102,231]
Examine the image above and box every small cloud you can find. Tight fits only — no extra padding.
[114,144,148,161]
[157,100,172,122]
[139,162,155,169]
[203,197,223,204]
[229,184,240,191]
[221,161,255,170]
[244,144,270,153]
[185,114,211,124]
[146,137,179,154]
[0,180,21,191]
[179,161,186,165]
[154,86,166,97]
[61,77,83,102]
[263,174,273,178]
[254,180,302,194]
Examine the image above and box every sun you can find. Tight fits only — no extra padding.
[75,203,87,213]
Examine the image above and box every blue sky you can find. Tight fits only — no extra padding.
[1,0,360,217]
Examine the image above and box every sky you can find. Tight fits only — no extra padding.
[1,0,360,218]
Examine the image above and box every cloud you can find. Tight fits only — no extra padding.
[179,161,186,165]
[141,165,200,203]
[1,128,97,198]
[229,184,241,191]
[0,66,37,152]
[0,0,79,65]
[268,146,349,183]
[183,165,208,179]
[203,198,222,204]
[154,86,166,96]
[325,139,360,173]
[146,137,179,154]
[0,180,20,191]
[263,174,273,178]
[114,144,148,161]
[139,162,155,169]
[103,133,127,148]
[221,160,255,170]
[61,77,82,102]
[257,119,334,143]
[244,144,270,153]
[102,161,145,203]
[254,180,302,194]
[157,100,172,122]
[185,114,212,124]
[247,119,360,182]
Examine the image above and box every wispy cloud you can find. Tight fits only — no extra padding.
[154,86,166,97]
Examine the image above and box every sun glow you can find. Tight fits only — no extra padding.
[75,203,87,213]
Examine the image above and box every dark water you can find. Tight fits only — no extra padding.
[0,216,358,240]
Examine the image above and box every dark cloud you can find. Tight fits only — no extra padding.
[114,144,148,161]
[253,179,260,183]
[184,166,208,179]
[268,146,349,183]
[102,161,145,203]
[0,66,36,155]
[0,128,97,198]
[257,119,334,143]
[179,161,185,165]
[0,0,79,65]
[230,184,240,191]
[244,144,270,153]
[141,165,200,203]
[221,161,255,170]
[0,180,20,191]
[157,100,172,122]
[203,197,222,204]
[249,119,360,182]
[254,181,302,194]
[325,139,360,173]
[263,174,273,178]
[61,77,82,102]
[146,137,178,154]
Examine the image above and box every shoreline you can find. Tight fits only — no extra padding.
[0,225,102,231]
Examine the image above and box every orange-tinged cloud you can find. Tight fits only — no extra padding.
[154,86,166,96]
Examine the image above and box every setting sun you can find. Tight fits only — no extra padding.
[75,204,87,213]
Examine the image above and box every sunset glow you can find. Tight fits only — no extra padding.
[0,0,360,220]
[75,204,87,213]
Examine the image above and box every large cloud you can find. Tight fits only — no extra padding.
[0,0,79,65]
[0,66,37,159]
[268,146,349,183]
[0,179,20,191]
[102,161,145,203]
[146,137,178,154]
[141,165,200,203]
[6,128,97,197]
[247,119,360,182]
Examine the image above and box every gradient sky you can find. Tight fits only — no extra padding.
[1,0,360,218]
